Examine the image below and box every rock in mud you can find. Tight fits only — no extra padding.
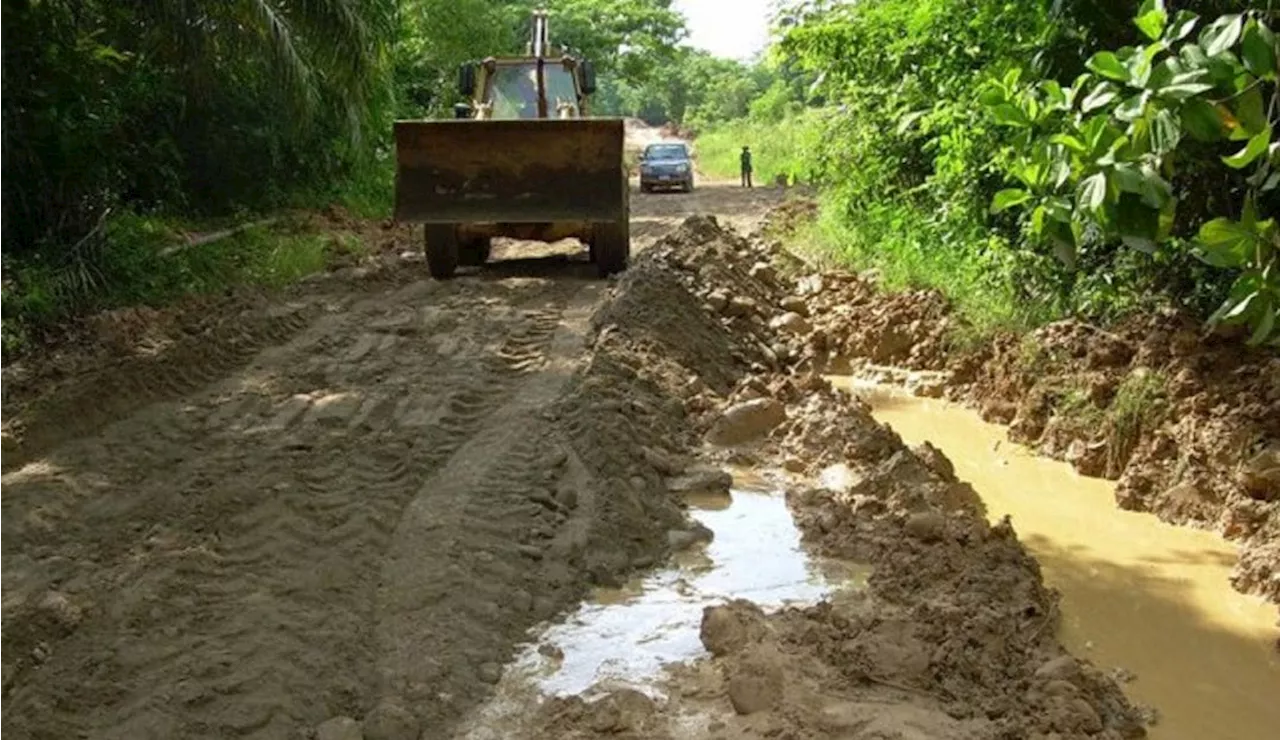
[314,716,361,740]
[362,700,420,740]
[665,465,732,496]
[707,398,786,446]
[726,646,785,715]
[585,689,657,733]
[477,662,502,685]
[1238,446,1280,502]
[667,524,713,551]
[643,445,693,476]
[779,296,810,317]
[904,510,946,542]
[749,261,778,285]
[911,442,956,483]
[769,312,812,336]
[819,463,860,494]
[700,600,767,657]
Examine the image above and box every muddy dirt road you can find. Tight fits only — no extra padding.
[0,183,781,740]
[3,179,1273,740]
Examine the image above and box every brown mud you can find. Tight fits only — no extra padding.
[510,217,1146,740]
[755,205,1280,611]
[5,175,1250,739]
[0,183,783,740]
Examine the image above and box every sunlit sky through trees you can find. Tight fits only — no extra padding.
[674,0,771,60]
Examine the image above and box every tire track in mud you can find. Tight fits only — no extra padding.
[374,286,604,732]
[3,303,317,472]
[1,275,583,740]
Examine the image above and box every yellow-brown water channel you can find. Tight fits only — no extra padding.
[839,379,1280,740]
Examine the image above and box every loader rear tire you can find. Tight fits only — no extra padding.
[458,237,491,267]
[591,219,630,278]
[424,224,459,280]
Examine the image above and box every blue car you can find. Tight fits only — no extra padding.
[638,142,694,193]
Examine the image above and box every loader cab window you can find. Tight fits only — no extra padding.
[488,65,540,119]
[544,66,580,118]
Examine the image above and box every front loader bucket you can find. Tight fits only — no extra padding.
[394,119,626,224]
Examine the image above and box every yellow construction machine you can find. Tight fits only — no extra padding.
[393,10,630,279]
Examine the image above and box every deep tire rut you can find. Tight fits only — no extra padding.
[2,275,584,740]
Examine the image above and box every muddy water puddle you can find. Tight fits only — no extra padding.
[457,477,868,738]
[837,378,1280,740]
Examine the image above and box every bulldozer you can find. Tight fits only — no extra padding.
[393,10,630,280]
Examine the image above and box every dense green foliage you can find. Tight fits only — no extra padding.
[694,0,1279,343]
[7,0,1277,355]
[983,2,1279,343]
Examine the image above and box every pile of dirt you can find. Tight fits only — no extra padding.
[507,216,1145,740]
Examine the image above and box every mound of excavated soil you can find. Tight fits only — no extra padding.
[510,216,1145,740]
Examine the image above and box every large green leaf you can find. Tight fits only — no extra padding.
[1150,108,1181,154]
[1196,217,1257,267]
[1249,299,1277,345]
[1051,133,1087,153]
[1234,85,1270,136]
[1209,273,1263,324]
[1086,52,1130,82]
[1155,81,1214,100]
[1081,82,1118,113]
[1165,10,1199,42]
[1115,92,1148,122]
[1223,126,1272,169]
[1077,172,1108,212]
[1135,0,1168,42]
[1199,14,1244,57]
[1241,20,1277,79]
[1180,98,1226,141]
[991,103,1031,127]
[1117,193,1160,252]
[977,86,1006,106]
[991,188,1031,213]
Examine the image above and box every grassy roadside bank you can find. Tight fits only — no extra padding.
[2,169,393,360]
[695,115,1050,343]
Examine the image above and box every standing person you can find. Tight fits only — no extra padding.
[740,145,753,188]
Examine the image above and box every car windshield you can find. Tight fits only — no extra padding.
[645,144,687,161]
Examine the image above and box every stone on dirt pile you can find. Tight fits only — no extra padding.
[1238,446,1280,502]
[664,465,732,496]
[707,398,786,446]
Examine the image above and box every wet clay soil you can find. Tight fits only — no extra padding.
[458,479,868,739]
[846,381,1280,740]
[5,164,1264,740]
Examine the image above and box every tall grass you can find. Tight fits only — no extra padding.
[789,194,1055,341]
[693,112,823,184]
[2,214,368,357]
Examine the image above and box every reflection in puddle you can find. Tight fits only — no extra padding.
[458,481,867,738]
[838,378,1280,740]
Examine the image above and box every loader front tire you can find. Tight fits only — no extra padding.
[424,224,459,280]
[458,237,491,267]
[591,219,630,278]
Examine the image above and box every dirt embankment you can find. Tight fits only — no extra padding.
[513,217,1146,739]
[752,204,1280,609]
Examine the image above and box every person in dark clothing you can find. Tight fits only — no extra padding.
[740,146,753,188]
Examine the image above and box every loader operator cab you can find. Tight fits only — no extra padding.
[455,57,597,120]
